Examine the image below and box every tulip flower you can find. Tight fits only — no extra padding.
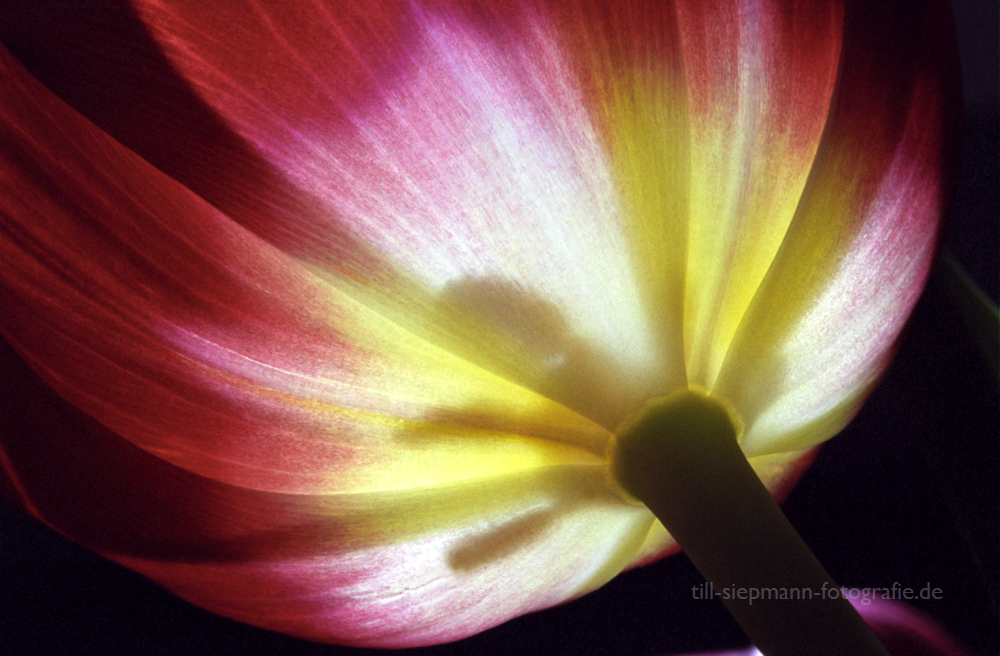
[0,0,958,653]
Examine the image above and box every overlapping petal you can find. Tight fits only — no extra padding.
[676,0,843,389]
[714,0,960,456]
[119,0,957,452]
[0,41,626,495]
[0,339,652,647]
[125,0,690,429]
[0,18,666,645]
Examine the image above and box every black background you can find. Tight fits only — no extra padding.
[1,1,996,654]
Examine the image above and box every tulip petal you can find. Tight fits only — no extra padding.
[2,2,956,461]
[675,0,843,388]
[714,0,960,455]
[126,0,697,429]
[0,326,811,645]
[850,598,976,656]
[0,338,652,647]
[0,1,841,642]
[0,43,614,495]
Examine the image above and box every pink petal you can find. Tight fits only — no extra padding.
[714,0,961,456]
[0,0,958,646]
[0,338,652,647]
[669,599,973,656]
[852,598,976,656]
[126,0,691,428]
[0,43,610,496]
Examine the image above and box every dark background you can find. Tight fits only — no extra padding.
[1,1,996,654]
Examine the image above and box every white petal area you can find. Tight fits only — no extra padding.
[245,11,670,428]
[738,177,937,457]
[115,464,655,648]
[716,72,946,457]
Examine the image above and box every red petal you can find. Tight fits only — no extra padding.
[1,335,660,647]
[0,0,396,283]
[0,43,609,495]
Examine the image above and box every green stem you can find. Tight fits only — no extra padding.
[612,389,889,656]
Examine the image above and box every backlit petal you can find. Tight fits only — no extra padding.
[677,0,843,388]
[714,0,960,456]
[0,43,609,495]
[0,0,957,647]
[0,339,651,647]
[129,0,692,429]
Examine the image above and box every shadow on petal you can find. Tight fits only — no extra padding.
[447,506,559,571]
[430,276,635,431]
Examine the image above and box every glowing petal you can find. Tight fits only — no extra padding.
[714,0,959,456]
[677,0,843,388]
[0,0,959,648]
[0,44,609,495]
[0,340,651,647]
[130,0,691,428]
